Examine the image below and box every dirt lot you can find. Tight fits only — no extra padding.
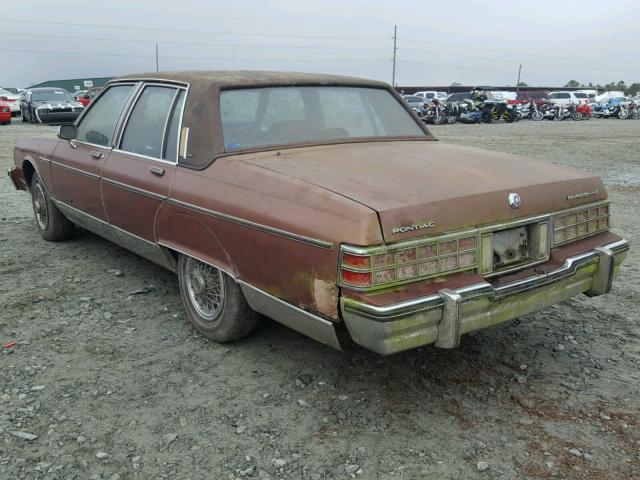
[1,119,638,480]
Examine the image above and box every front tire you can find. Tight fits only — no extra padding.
[178,255,259,343]
[30,173,75,241]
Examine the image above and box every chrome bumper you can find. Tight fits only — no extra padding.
[340,239,629,355]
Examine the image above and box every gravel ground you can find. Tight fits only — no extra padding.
[1,119,638,480]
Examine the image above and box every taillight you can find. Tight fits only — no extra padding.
[553,201,610,246]
[339,232,479,290]
[341,270,372,287]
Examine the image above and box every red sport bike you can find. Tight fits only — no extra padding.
[576,101,592,120]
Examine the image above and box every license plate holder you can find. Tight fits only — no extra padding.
[493,226,529,269]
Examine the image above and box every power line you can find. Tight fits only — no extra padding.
[0,18,388,40]
[400,46,640,75]
[0,31,388,51]
[400,59,605,80]
[15,0,239,22]
[399,36,640,67]
[0,47,389,64]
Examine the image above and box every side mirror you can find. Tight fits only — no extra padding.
[58,124,78,141]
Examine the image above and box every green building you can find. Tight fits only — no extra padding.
[28,76,113,92]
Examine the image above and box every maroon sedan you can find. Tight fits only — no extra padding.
[8,71,628,355]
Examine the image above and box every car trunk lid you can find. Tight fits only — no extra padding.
[241,141,606,243]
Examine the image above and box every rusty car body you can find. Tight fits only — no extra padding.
[9,71,629,355]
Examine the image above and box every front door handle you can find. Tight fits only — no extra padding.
[89,151,104,160]
[149,166,165,177]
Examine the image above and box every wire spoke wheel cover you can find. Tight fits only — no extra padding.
[32,182,49,231]
[185,257,225,321]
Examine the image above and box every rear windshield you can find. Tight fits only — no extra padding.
[220,86,426,151]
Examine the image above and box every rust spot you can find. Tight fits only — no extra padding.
[313,279,338,318]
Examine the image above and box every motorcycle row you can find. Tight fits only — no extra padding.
[412,96,639,125]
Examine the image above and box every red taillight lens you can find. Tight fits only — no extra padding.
[341,270,372,287]
[342,253,371,269]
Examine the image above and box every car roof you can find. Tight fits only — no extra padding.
[114,70,387,89]
[108,70,397,170]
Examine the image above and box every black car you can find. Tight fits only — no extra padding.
[21,88,84,124]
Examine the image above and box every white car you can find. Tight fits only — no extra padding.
[547,91,590,105]
[0,87,21,115]
[413,91,448,101]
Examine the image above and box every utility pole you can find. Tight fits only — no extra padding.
[392,25,397,87]
[515,64,522,92]
[155,44,159,72]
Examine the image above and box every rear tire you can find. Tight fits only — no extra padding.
[572,112,583,121]
[178,255,259,343]
[30,173,75,241]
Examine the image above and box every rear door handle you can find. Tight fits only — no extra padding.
[149,166,165,177]
[90,151,104,160]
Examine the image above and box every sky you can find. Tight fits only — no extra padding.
[2,0,639,89]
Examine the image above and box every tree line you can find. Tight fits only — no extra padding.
[563,80,639,96]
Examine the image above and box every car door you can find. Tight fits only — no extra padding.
[50,84,135,221]
[101,83,186,245]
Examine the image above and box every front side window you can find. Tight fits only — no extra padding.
[120,85,181,160]
[76,85,134,146]
[220,86,426,151]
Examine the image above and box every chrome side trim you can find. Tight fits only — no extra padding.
[109,224,175,271]
[53,199,119,244]
[50,160,100,180]
[102,177,167,201]
[167,198,334,250]
[37,155,51,164]
[53,199,175,271]
[239,281,342,350]
[343,239,629,321]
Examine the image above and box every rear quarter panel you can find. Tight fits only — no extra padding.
[157,156,383,319]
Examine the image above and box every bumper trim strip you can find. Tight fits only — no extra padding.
[343,239,629,322]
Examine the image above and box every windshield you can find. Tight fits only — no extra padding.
[220,86,426,151]
[32,90,73,102]
[0,88,13,96]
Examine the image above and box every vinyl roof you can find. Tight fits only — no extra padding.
[115,70,388,89]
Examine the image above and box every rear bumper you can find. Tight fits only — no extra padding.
[340,239,629,355]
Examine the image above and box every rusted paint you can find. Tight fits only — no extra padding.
[313,279,339,319]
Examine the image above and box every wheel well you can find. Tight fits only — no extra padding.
[22,160,36,188]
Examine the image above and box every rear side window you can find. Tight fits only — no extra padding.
[76,85,134,146]
[574,92,588,99]
[120,85,183,160]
